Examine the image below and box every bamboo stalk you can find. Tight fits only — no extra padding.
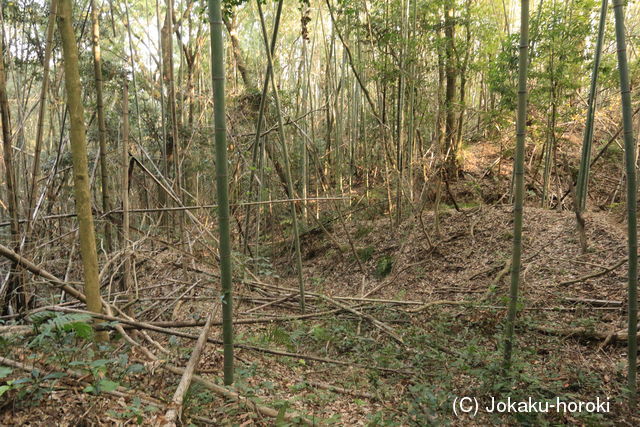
[575,0,608,212]
[121,81,131,296]
[612,0,638,409]
[256,0,307,313]
[90,0,112,252]
[207,0,234,386]
[163,313,214,425]
[241,0,285,255]
[503,0,530,372]
[27,0,58,226]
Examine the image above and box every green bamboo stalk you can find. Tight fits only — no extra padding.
[503,0,530,372]
[576,0,608,212]
[207,0,234,385]
[612,0,637,409]
[257,0,306,312]
[242,0,284,255]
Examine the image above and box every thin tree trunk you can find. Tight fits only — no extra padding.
[0,3,23,312]
[57,0,105,339]
[242,0,285,255]
[90,0,112,252]
[222,8,255,92]
[163,0,183,236]
[121,81,131,296]
[443,0,458,177]
[27,0,57,226]
[325,0,382,124]
[455,0,472,152]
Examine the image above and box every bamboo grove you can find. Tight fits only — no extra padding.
[1,0,640,422]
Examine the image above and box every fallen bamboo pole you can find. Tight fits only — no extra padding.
[163,313,214,425]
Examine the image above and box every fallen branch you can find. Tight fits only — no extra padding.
[562,297,622,307]
[0,245,321,422]
[529,323,636,345]
[0,355,164,410]
[306,380,375,399]
[408,300,473,314]
[163,313,214,426]
[490,258,512,287]
[0,325,33,337]
[319,294,404,345]
[49,306,412,374]
[362,232,467,298]
[559,258,626,286]
[0,243,85,303]
[162,364,317,425]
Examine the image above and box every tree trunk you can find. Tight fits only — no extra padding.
[121,81,131,296]
[222,8,255,92]
[443,0,458,178]
[0,4,23,312]
[57,0,105,338]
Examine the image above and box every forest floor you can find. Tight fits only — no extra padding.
[2,135,638,425]
[2,202,638,425]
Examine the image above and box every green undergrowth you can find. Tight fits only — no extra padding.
[235,303,619,425]
[1,312,161,423]
[1,303,624,425]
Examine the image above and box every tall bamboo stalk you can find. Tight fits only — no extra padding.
[257,0,306,313]
[27,0,57,227]
[207,0,234,385]
[503,0,530,371]
[0,1,23,311]
[242,0,285,256]
[57,0,105,338]
[0,3,17,244]
[90,0,112,252]
[575,0,608,212]
[121,81,131,296]
[612,0,637,409]
[166,0,184,237]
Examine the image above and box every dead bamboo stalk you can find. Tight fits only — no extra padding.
[0,197,351,227]
[163,313,214,425]
[162,364,316,424]
[560,258,627,286]
[0,242,86,303]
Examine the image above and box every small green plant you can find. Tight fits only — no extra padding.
[107,396,160,424]
[28,312,94,347]
[375,256,394,278]
[0,366,15,397]
[355,225,373,239]
[67,358,120,394]
[0,365,68,406]
[252,256,279,278]
[357,246,375,262]
[184,383,215,415]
